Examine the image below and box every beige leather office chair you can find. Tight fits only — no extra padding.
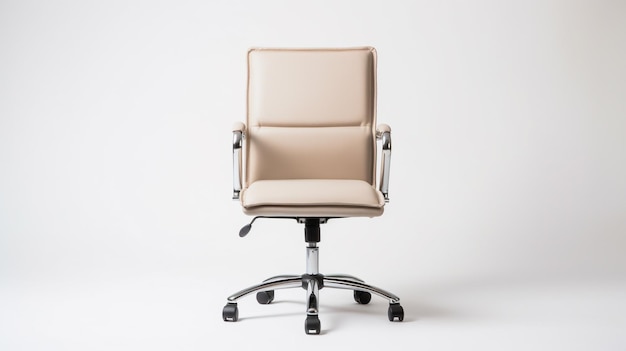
[223,47,403,334]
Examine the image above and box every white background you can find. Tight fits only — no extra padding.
[1,0,625,349]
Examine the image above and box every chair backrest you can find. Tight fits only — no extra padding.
[246,47,378,186]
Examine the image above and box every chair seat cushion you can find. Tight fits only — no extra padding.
[240,179,385,217]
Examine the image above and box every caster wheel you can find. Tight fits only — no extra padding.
[256,290,275,304]
[305,315,321,335]
[388,303,404,322]
[222,303,239,322]
[354,290,372,304]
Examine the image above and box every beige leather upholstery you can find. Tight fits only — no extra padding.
[240,47,385,217]
[377,124,391,133]
[232,121,246,133]
[242,179,384,217]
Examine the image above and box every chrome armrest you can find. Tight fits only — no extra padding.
[232,122,246,200]
[376,124,392,202]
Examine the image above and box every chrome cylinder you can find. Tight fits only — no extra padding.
[306,244,319,275]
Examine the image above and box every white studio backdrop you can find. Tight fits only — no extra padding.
[1,0,625,348]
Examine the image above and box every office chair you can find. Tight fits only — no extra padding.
[223,47,403,334]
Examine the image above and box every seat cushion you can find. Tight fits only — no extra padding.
[241,179,385,217]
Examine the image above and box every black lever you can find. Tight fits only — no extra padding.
[239,216,261,237]
[238,216,300,237]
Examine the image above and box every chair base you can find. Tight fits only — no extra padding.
[222,218,403,334]
[222,273,404,334]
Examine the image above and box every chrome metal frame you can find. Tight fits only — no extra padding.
[324,277,400,304]
[225,242,401,305]
[377,130,392,202]
[232,130,243,200]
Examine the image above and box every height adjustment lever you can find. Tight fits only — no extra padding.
[238,216,300,237]
[238,217,260,237]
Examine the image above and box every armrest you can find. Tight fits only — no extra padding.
[232,122,246,200]
[376,124,392,202]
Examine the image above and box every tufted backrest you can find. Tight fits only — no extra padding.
[245,47,377,186]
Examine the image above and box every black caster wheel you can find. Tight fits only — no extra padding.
[305,315,321,335]
[222,303,239,322]
[354,290,372,304]
[388,303,404,322]
[256,290,275,304]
